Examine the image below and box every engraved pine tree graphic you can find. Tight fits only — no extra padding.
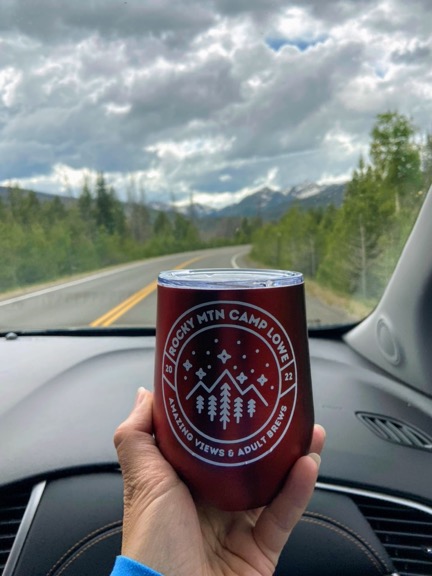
[185,367,269,436]
[208,395,217,421]
[196,395,204,414]
[248,398,256,417]
[234,397,243,423]
[219,382,231,430]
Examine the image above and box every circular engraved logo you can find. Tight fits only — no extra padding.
[162,300,297,466]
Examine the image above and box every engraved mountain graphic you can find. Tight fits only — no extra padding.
[186,368,268,407]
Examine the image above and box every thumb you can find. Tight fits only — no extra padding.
[113,387,155,462]
[115,387,153,438]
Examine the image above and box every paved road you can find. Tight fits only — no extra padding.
[0,246,249,331]
[0,246,352,331]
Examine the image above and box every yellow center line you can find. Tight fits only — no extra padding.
[90,256,202,328]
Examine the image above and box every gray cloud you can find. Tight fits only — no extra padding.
[0,0,216,46]
[0,0,431,202]
[391,43,431,64]
[219,41,366,160]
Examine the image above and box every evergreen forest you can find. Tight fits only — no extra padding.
[0,172,203,291]
[251,112,432,304]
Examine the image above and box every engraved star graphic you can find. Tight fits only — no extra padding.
[217,349,231,364]
[257,374,268,386]
[195,367,207,380]
[236,372,248,384]
[183,359,192,371]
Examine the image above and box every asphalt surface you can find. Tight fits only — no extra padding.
[0,246,352,331]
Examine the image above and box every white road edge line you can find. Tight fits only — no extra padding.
[0,259,151,308]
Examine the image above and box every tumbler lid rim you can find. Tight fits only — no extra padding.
[158,268,303,288]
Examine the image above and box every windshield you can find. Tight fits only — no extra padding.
[0,0,431,332]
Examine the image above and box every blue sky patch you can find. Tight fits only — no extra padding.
[374,65,388,79]
[265,35,328,53]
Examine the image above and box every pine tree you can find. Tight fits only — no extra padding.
[317,112,423,300]
[126,175,151,243]
[153,211,172,237]
[173,212,200,249]
[340,162,382,297]
[78,174,94,224]
[370,111,422,213]
[94,172,122,234]
[44,196,67,226]
[109,186,127,238]
[8,186,42,227]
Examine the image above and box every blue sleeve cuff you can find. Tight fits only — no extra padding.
[110,555,163,576]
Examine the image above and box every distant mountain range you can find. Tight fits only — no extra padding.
[169,181,346,221]
[1,180,346,222]
[0,185,76,206]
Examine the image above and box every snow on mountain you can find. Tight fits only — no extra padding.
[209,181,346,220]
[289,181,322,200]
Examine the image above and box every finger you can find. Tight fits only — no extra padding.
[309,424,326,455]
[252,453,320,566]
[113,387,153,450]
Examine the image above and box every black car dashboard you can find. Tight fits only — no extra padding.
[1,331,432,576]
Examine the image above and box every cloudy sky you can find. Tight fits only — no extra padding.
[1,0,431,208]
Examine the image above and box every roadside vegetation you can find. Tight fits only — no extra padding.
[0,111,431,311]
[251,111,432,308]
[0,173,206,292]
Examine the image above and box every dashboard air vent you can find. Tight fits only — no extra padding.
[356,412,432,451]
[0,484,32,575]
[353,495,432,576]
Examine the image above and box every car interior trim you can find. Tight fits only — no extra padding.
[2,481,46,576]
[316,481,432,517]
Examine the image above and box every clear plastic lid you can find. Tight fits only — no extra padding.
[158,268,303,289]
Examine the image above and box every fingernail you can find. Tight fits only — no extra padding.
[134,386,147,407]
[308,452,321,468]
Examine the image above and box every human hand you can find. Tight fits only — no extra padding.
[114,387,325,576]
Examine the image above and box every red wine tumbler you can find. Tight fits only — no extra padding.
[153,268,314,510]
